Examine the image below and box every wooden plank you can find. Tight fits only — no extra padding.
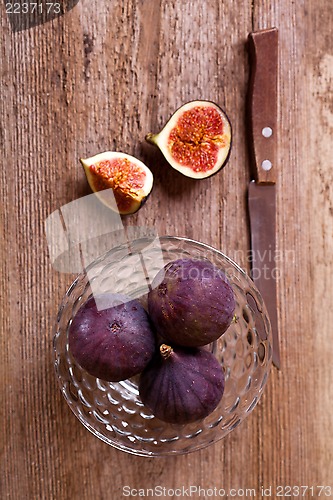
[252,0,333,490]
[305,1,333,481]
[1,0,332,498]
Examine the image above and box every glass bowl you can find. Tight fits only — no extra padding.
[53,236,272,456]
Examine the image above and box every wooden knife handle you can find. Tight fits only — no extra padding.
[247,28,278,184]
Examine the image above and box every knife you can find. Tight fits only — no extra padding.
[247,27,280,369]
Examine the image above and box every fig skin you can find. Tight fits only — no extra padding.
[139,344,225,424]
[146,100,232,179]
[148,258,235,347]
[68,294,156,382]
[80,151,154,215]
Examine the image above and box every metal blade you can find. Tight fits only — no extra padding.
[248,181,280,369]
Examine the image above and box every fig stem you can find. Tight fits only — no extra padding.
[160,344,173,360]
[145,133,157,145]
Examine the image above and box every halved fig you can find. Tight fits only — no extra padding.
[80,152,153,215]
[146,100,232,179]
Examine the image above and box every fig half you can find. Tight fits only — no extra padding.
[139,344,225,424]
[80,151,153,215]
[146,100,232,179]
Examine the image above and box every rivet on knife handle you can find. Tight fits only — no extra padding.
[247,28,278,185]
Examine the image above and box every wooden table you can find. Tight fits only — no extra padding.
[1,1,332,498]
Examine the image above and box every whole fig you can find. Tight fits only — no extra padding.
[148,258,235,347]
[68,294,156,382]
[139,344,225,424]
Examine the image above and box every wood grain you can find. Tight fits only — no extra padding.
[1,0,332,498]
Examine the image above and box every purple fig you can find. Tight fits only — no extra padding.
[148,258,235,347]
[139,344,225,424]
[68,294,156,382]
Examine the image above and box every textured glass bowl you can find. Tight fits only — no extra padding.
[53,236,272,456]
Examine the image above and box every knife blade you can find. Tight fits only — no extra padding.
[247,27,280,369]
